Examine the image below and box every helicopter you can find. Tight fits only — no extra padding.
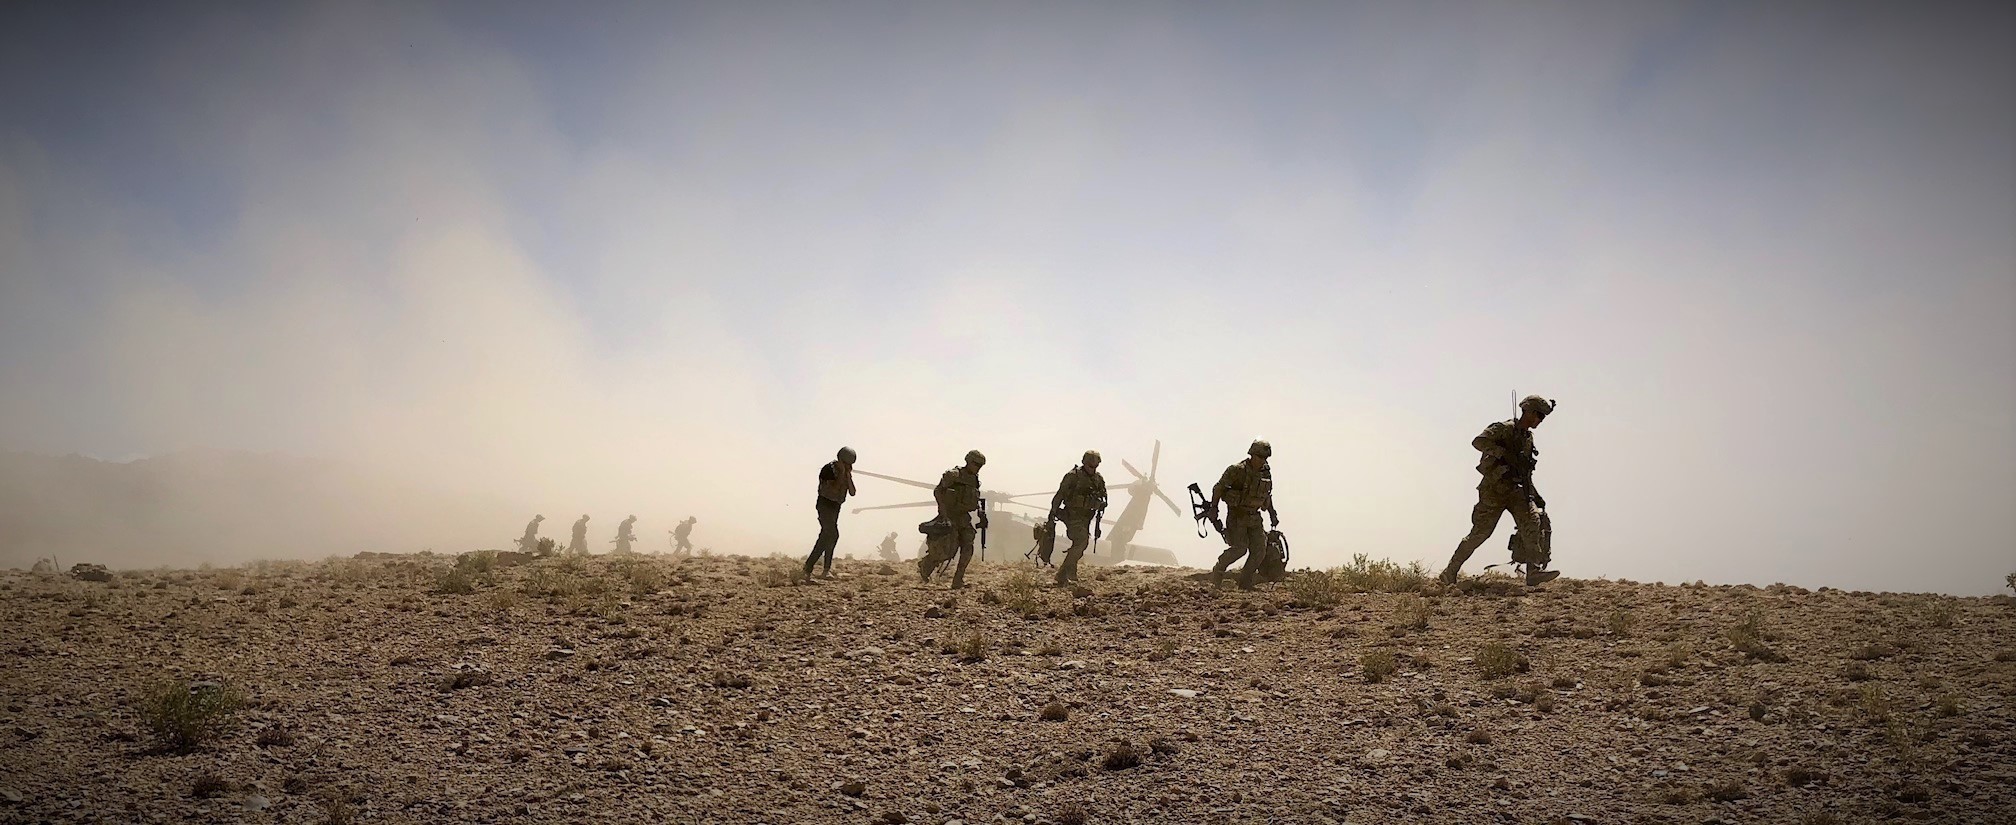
[849,441,1186,567]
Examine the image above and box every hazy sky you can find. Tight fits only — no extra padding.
[3,1,2011,593]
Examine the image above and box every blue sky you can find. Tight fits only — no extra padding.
[2,1,2011,592]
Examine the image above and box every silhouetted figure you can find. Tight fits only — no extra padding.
[613,515,638,554]
[569,514,590,555]
[877,531,900,562]
[518,514,546,554]
[670,517,697,556]
[803,447,858,580]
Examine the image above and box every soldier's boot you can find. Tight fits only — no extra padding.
[1208,564,1227,587]
[1236,563,1259,591]
[917,556,934,583]
[1439,546,1478,586]
[1525,568,1561,587]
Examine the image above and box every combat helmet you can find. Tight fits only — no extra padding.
[964,449,987,467]
[837,446,857,465]
[1518,395,1557,420]
[1082,449,1101,466]
[1248,439,1272,459]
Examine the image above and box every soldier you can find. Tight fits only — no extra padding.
[1048,450,1109,586]
[1440,395,1561,587]
[670,517,697,556]
[877,531,900,562]
[1207,440,1280,590]
[612,514,638,554]
[568,514,590,555]
[803,447,858,580]
[918,450,988,589]
[517,514,546,554]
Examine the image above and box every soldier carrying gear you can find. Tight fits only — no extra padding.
[1440,395,1561,587]
[804,447,859,581]
[918,450,987,589]
[518,514,546,555]
[1048,450,1109,586]
[568,514,591,555]
[612,515,639,554]
[1207,440,1281,590]
[670,516,697,556]
[877,531,900,562]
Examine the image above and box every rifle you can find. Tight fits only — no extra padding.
[1091,508,1104,555]
[977,497,989,559]
[1187,483,1223,538]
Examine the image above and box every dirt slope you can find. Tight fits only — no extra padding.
[2,554,2011,824]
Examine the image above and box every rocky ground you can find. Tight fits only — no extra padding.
[2,552,2012,825]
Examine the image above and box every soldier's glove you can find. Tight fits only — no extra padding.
[1269,512,1280,529]
[977,514,990,530]
[1533,494,1547,509]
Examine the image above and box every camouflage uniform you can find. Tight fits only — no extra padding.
[919,453,986,589]
[568,515,590,555]
[1441,397,1558,586]
[1211,444,1277,590]
[804,450,856,578]
[671,518,695,555]
[1049,459,1108,585]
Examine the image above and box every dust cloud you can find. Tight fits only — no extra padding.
[1,2,2011,593]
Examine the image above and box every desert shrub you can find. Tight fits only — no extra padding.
[1287,568,1352,607]
[1038,638,1064,657]
[1057,804,1088,825]
[1466,728,1493,745]
[1100,740,1142,770]
[1703,780,1749,802]
[1360,649,1397,683]
[958,631,991,663]
[2005,571,2015,595]
[1389,595,1431,634]
[1724,609,1785,662]
[255,726,296,748]
[189,773,230,798]
[437,670,494,691]
[1784,766,1825,787]
[710,671,752,689]
[1002,567,1044,615]
[1040,701,1068,722]
[1934,694,1962,718]
[750,561,796,588]
[138,678,245,753]
[434,569,476,595]
[1857,684,1892,724]
[1924,599,1958,628]
[455,551,497,576]
[1607,609,1635,637]
[1477,642,1530,679]
[483,588,523,613]
[1336,554,1429,593]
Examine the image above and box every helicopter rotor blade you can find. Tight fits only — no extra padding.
[1154,486,1182,518]
[1000,500,1051,513]
[1120,458,1147,481]
[1150,440,1160,481]
[849,500,935,514]
[853,469,936,491]
[1005,490,1057,500]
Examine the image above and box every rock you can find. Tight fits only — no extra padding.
[840,780,866,797]
[883,813,909,824]
[545,648,577,660]
[924,606,946,619]
[856,647,886,658]
[69,563,112,582]
[0,787,22,804]
[1169,689,1200,698]
[1365,749,1390,762]
[244,795,271,811]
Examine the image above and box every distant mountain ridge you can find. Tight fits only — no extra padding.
[0,449,520,569]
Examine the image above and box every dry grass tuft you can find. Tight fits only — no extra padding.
[1477,642,1530,679]
[139,678,245,754]
[1360,649,1398,683]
